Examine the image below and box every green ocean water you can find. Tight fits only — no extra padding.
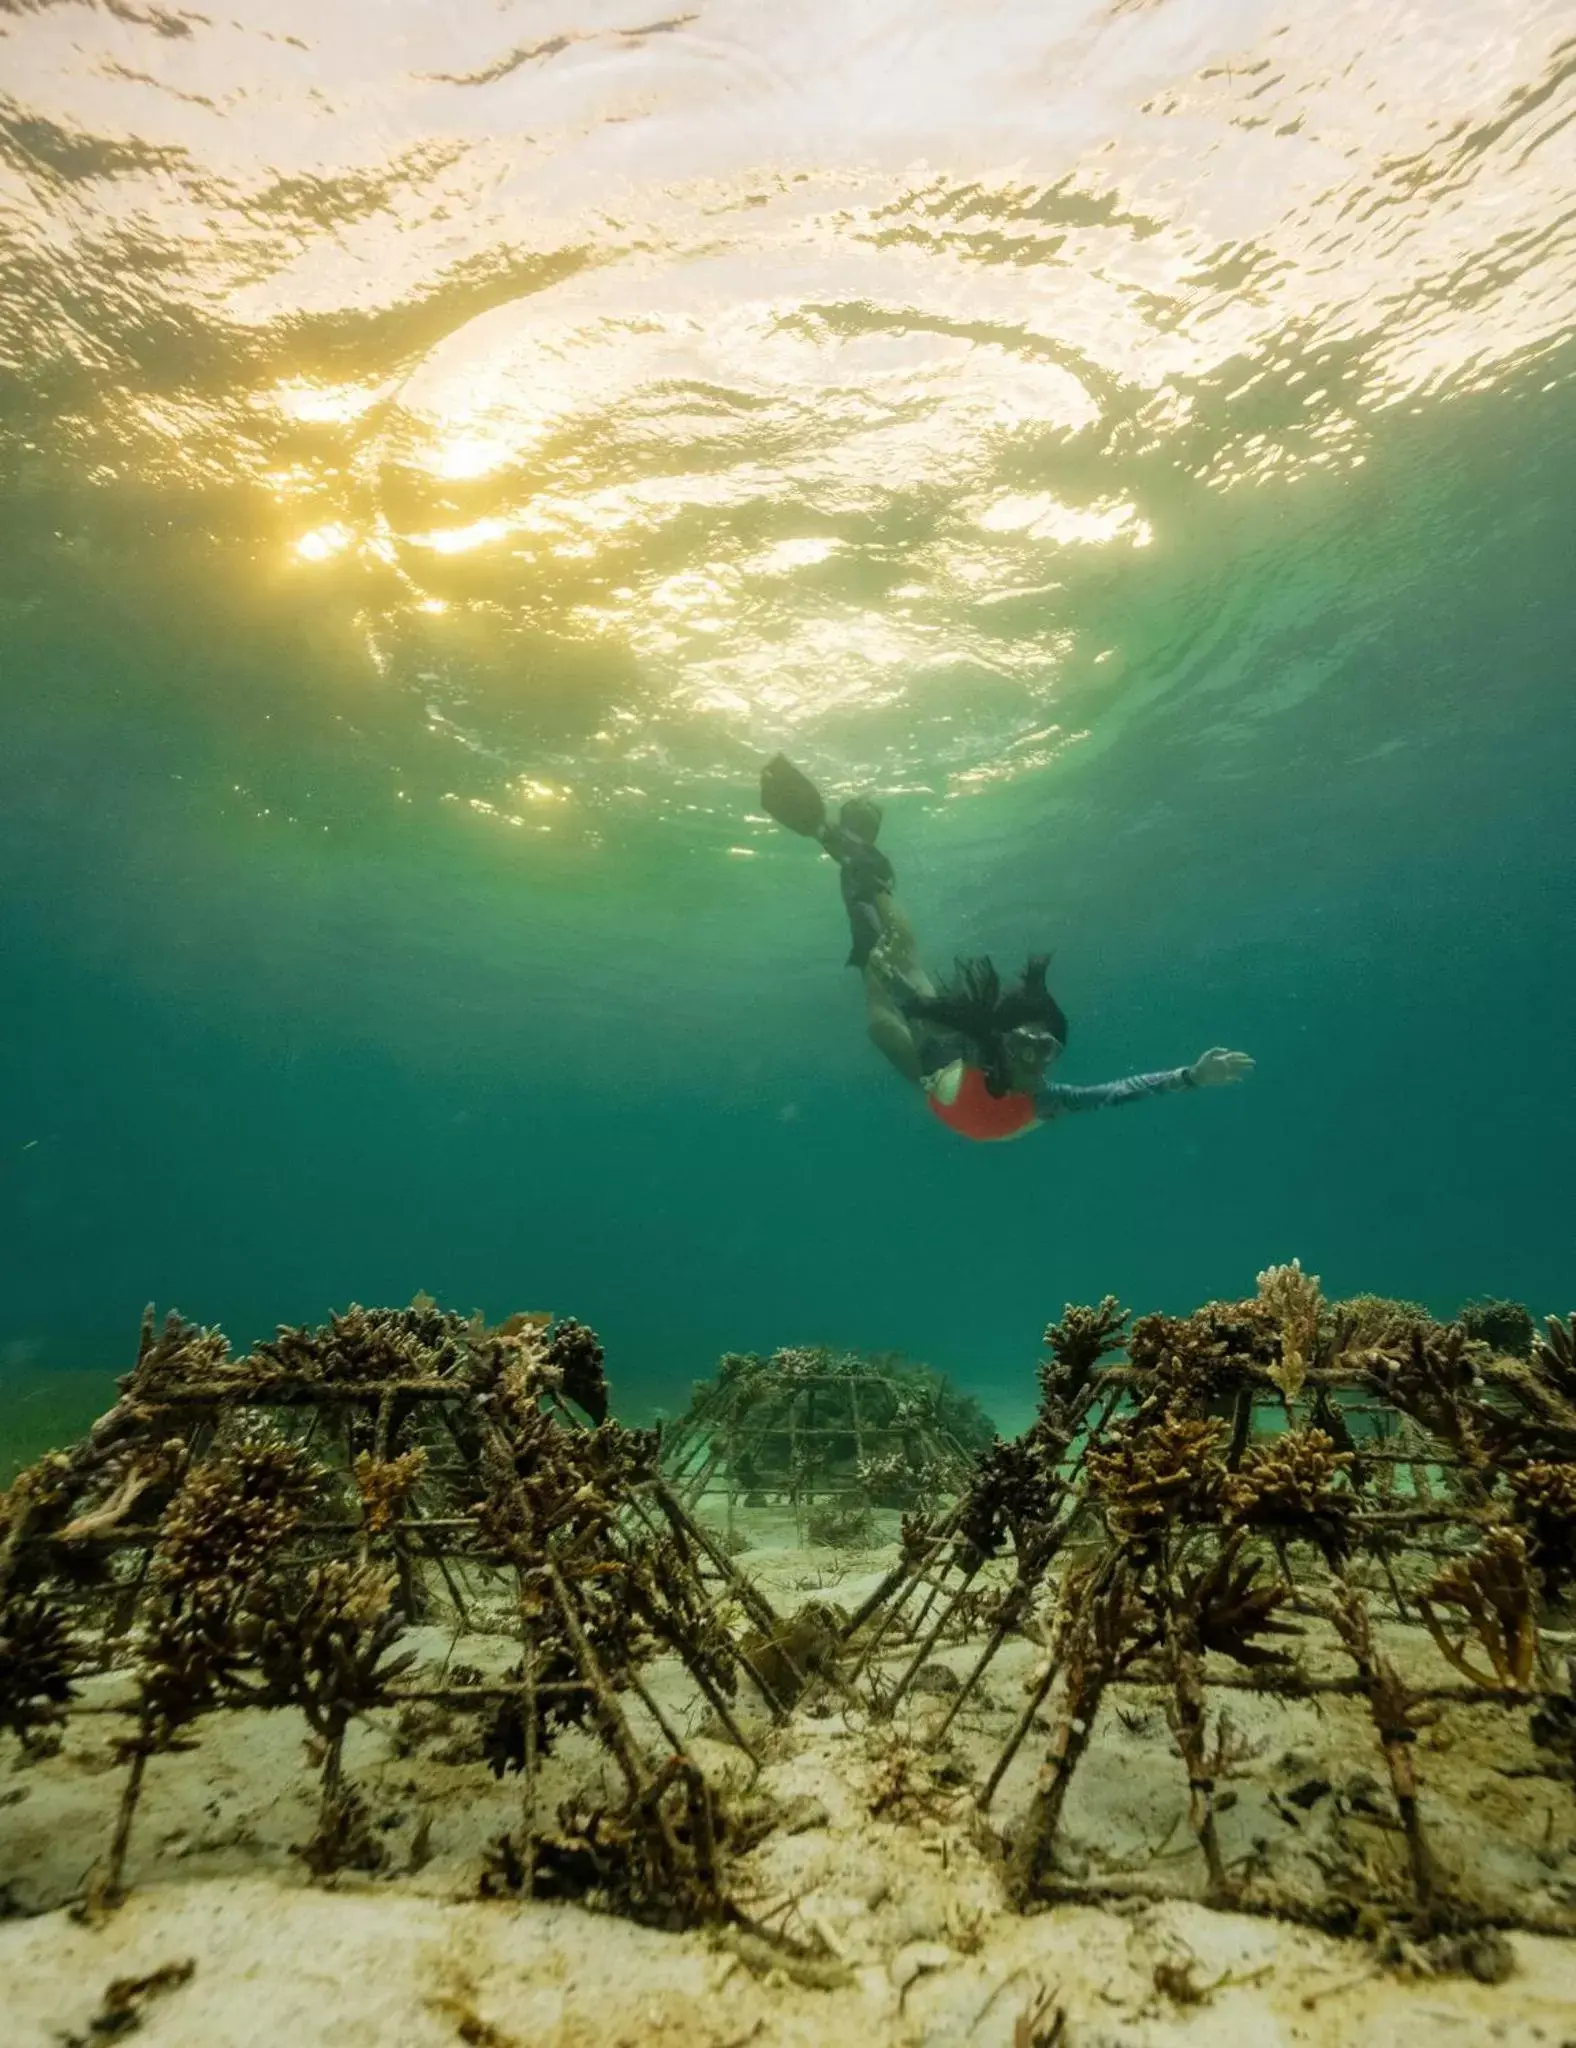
[1,2,1573,1474]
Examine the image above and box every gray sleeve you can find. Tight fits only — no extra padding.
[1034,1066,1196,1120]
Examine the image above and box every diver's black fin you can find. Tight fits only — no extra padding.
[760,753,828,839]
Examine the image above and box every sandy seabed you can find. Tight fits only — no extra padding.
[5,1527,1575,2048]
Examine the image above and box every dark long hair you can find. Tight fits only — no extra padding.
[902,954,1068,1096]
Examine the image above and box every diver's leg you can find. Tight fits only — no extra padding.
[863,892,933,1084]
[762,760,933,1078]
[871,894,930,990]
[866,988,923,1084]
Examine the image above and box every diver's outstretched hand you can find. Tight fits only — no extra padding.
[1189,1047,1254,1087]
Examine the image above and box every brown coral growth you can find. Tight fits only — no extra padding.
[7,1269,1576,1961]
[0,1296,784,1931]
[848,1270,1576,1949]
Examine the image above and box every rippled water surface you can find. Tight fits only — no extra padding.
[2,2,1574,1448]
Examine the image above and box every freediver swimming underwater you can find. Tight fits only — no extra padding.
[760,754,1254,1143]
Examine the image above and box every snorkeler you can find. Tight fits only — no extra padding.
[759,754,1254,1143]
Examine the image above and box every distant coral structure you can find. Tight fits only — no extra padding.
[660,1344,995,1544]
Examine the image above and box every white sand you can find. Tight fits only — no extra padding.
[4,1536,1575,2047]
[7,1866,1576,2047]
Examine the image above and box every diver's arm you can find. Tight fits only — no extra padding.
[1033,1068,1196,1119]
[1034,1048,1253,1121]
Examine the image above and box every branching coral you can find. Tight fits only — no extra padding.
[1163,1539,1291,1899]
[1480,1318,1576,1461]
[465,1312,612,1428]
[242,1560,417,1873]
[57,1449,187,1546]
[251,1299,470,1387]
[1086,1414,1227,1553]
[740,1599,846,1710]
[352,1448,428,1536]
[135,1432,321,1744]
[542,1318,609,1426]
[480,1554,693,1780]
[1256,1259,1323,1405]
[515,1757,726,1930]
[481,1637,610,1777]
[1,1454,101,1604]
[0,1454,77,1551]
[123,1307,236,1402]
[474,1391,652,1564]
[1123,1301,1281,1422]
[629,1532,745,1701]
[1418,1528,1538,1692]
[153,1434,318,1600]
[1006,1561,1159,1901]
[1326,1578,1438,1909]
[467,1351,773,1861]
[88,1432,323,1910]
[5,1292,781,1932]
[1534,1315,1576,1398]
[1179,1538,1299,1671]
[854,1447,942,1512]
[1038,1297,1127,1415]
[1333,1293,1435,1350]
[0,1594,78,1753]
[1224,1428,1353,1566]
[24,1269,1576,1944]
[1458,1298,1536,1360]
[244,1561,415,1729]
[954,1433,1067,1578]
[1508,1461,1576,1600]
[1366,1323,1492,1481]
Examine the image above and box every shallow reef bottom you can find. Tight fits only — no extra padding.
[3,1518,1576,2046]
[5,1280,1576,2043]
[4,1698,1576,2048]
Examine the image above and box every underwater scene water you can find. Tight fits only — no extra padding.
[2,0,1574,1473]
